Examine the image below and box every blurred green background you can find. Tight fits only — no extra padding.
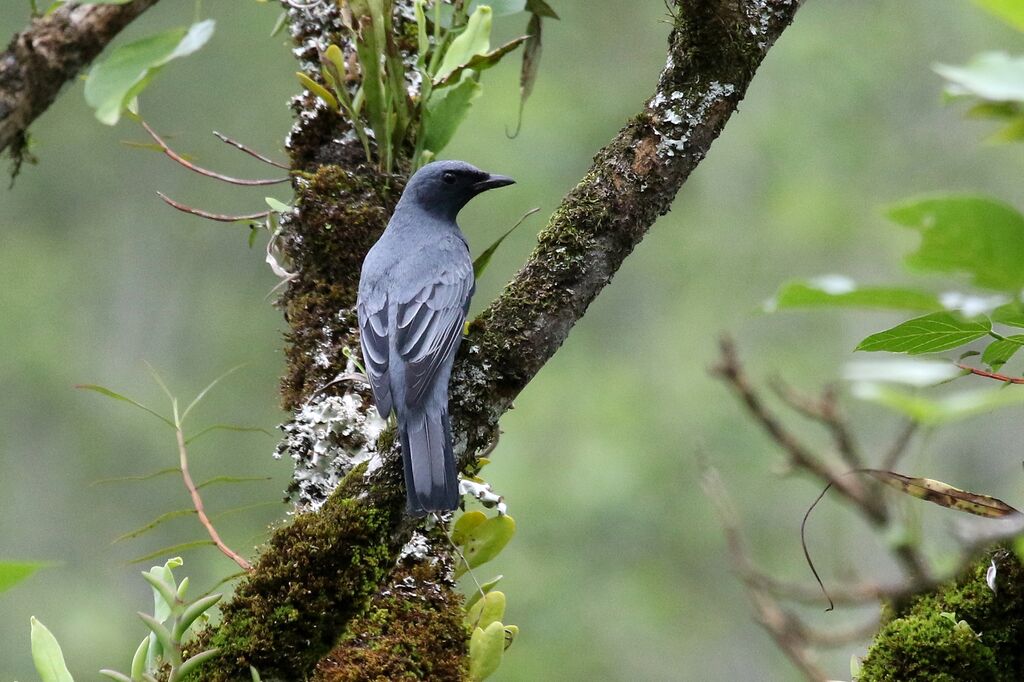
[1,1,1020,679]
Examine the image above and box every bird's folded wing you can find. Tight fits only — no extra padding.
[358,293,393,417]
[395,263,473,408]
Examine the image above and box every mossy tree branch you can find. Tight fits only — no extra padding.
[196,1,805,679]
[0,0,162,169]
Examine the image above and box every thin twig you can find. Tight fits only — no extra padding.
[156,191,271,223]
[213,131,290,169]
[711,337,885,524]
[140,120,289,186]
[956,363,1024,384]
[881,420,917,470]
[175,425,252,572]
[771,378,863,470]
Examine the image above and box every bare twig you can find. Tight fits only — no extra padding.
[175,425,252,572]
[956,363,1024,384]
[771,378,863,470]
[881,420,917,470]
[213,131,290,169]
[141,120,289,186]
[712,337,884,524]
[156,191,271,223]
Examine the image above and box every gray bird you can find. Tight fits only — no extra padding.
[357,160,515,516]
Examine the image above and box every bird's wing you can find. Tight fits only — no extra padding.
[358,291,393,417]
[395,258,473,408]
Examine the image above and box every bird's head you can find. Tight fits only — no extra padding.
[400,160,515,219]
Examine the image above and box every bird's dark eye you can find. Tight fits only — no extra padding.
[441,171,456,185]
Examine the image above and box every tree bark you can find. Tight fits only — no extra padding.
[0,0,161,168]
[195,1,805,679]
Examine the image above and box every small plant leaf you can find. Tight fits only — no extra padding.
[437,5,493,80]
[98,671,132,682]
[855,312,991,355]
[30,617,74,682]
[250,666,263,682]
[455,514,516,578]
[138,613,174,660]
[174,593,222,639]
[465,575,503,610]
[766,277,940,312]
[85,20,215,125]
[195,475,273,490]
[982,335,1024,370]
[185,424,274,445]
[424,75,482,154]
[469,621,506,681]
[860,469,1022,518]
[452,510,488,546]
[465,590,506,629]
[91,467,181,486]
[172,648,220,681]
[434,36,529,88]
[141,572,178,613]
[295,72,339,112]
[130,636,150,679]
[0,561,49,593]
[474,208,539,278]
[75,384,175,428]
[114,509,196,544]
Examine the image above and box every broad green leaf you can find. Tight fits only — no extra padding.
[465,590,506,629]
[30,617,74,682]
[0,561,49,593]
[851,382,1024,425]
[993,302,1024,328]
[975,0,1024,31]
[455,514,515,578]
[860,469,1021,518]
[766,277,940,312]
[982,335,1024,370]
[85,20,216,125]
[935,53,1024,104]
[474,208,539,278]
[469,621,506,681]
[437,6,493,79]
[888,195,1024,293]
[423,75,482,154]
[465,575,503,610]
[856,312,991,355]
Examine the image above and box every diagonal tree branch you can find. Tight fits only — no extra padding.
[196,1,806,679]
[0,0,161,165]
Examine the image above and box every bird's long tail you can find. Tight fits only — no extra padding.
[399,408,459,516]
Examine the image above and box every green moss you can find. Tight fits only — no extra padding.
[314,547,469,682]
[860,549,1024,681]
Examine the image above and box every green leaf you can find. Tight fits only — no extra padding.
[437,6,493,80]
[295,72,339,112]
[185,424,273,445]
[114,509,196,544]
[138,613,174,659]
[465,590,506,629]
[509,13,543,137]
[90,467,181,486]
[860,469,1021,518]
[887,195,1024,293]
[173,649,220,681]
[130,636,150,680]
[974,0,1024,32]
[423,75,482,154]
[469,621,506,681]
[465,575,503,610]
[455,514,516,578]
[129,541,213,566]
[474,208,539,278]
[452,510,488,546]
[766,277,940,312]
[434,36,528,88]
[85,20,215,126]
[181,364,245,423]
[75,384,175,428]
[98,671,132,682]
[141,572,178,613]
[851,382,1024,425]
[265,197,291,213]
[935,53,1024,104]
[195,475,272,490]
[993,302,1024,328]
[0,561,49,594]
[250,667,263,682]
[856,312,991,355]
[174,593,222,639]
[526,0,559,19]
[30,617,74,682]
[982,335,1024,370]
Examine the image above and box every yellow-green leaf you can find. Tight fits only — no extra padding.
[452,510,487,546]
[295,72,339,112]
[465,590,506,629]
[31,617,74,682]
[469,621,505,681]
[455,514,515,578]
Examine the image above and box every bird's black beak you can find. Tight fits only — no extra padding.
[473,174,516,192]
